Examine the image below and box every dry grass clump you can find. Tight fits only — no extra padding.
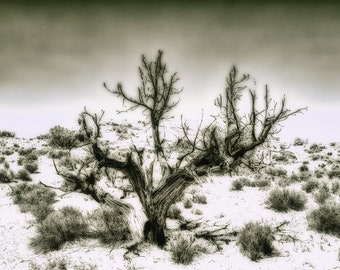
[0,130,15,138]
[0,168,14,183]
[307,203,340,237]
[237,222,277,261]
[10,183,56,215]
[15,169,32,181]
[266,188,307,212]
[183,198,193,208]
[302,179,320,193]
[168,232,207,265]
[192,193,207,204]
[24,162,39,173]
[90,206,131,244]
[167,204,182,219]
[30,206,89,253]
[314,184,331,205]
[266,167,287,177]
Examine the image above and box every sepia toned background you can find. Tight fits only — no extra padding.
[0,0,339,142]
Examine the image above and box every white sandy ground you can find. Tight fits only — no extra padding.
[0,133,340,269]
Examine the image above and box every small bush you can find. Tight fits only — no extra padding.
[183,198,193,209]
[328,169,340,179]
[31,202,54,222]
[314,184,331,205]
[91,207,131,244]
[0,169,14,183]
[293,137,304,146]
[307,203,340,237]
[3,149,14,156]
[0,130,15,138]
[10,183,56,213]
[49,125,80,149]
[24,163,39,173]
[253,178,271,188]
[192,194,207,204]
[167,204,182,219]
[230,179,244,191]
[266,188,307,212]
[30,206,89,252]
[237,222,276,261]
[15,169,32,181]
[168,233,206,265]
[266,167,287,177]
[314,170,324,178]
[299,164,309,172]
[18,147,35,156]
[0,156,5,163]
[302,179,319,193]
[331,181,340,194]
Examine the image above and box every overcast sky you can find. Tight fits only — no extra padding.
[0,1,339,142]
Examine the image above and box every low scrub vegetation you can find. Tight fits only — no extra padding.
[266,167,287,177]
[168,232,207,265]
[167,204,182,219]
[0,130,15,138]
[192,194,207,204]
[302,179,319,193]
[30,206,89,253]
[314,184,331,205]
[0,168,14,183]
[266,188,307,212]
[15,169,32,181]
[307,203,340,237]
[48,125,85,149]
[24,163,39,173]
[10,183,56,214]
[90,207,131,244]
[237,222,277,261]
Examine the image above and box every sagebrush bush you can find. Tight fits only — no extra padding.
[253,178,271,188]
[183,198,193,209]
[30,206,89,252]
[3,149,14,156]
[31,202,54,222]
[266,188,307,212]
[314,184,331,204]
[299,164,309,172]
[24,163,39,173]
[230,179,244,191]
[18,147,35,156]
[168,233,207,265]
[302,179,319,193]
[15,169,32,181]
[328,168,340,179]
[90,207,131,244]
[0,156,5,163]
[266,167,287,177]
[293,137,304,146]
[49,125,81,149]
[10,183,56,213]
[0,130,15,138]
[307,203,340,237]
[0,168,14,183]
[167,204,182,219]
[237,222,276,261]
[192,194,207,204]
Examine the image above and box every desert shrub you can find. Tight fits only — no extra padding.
[192,194,207,204]
[24,163,39,173]
[0,156,5,163]
[299,164,309,172]
[291,171,311,182]
[167,204,182,219]
[307,143,326,154]
[331,181,340,194]
[266,167,287,177]
[273,154,289,162]
[314,170,324,178]
[10,183,56,213]
[48,149,68,159]
[30,206,89,252]
[266,188,307,212]
[31,202,55,222]
[90,207,131,244]
[302,179,319,193]
[253,178,271,188]
[293,137,304,146]
[230,179,245,191]
[17,156,25,166]
[49,125,82,149]
[311,154,321,161]
[0,130,15,138]
[183,198,193,209]
[3,149,14,156]
[328,168,340,179]
[15,169,32,181]
[314,184,331,205]
[168,233,207,265]
[307,203,340,237]
[237,222,276,261]
[0,168,14,183]
[25,153,38,162]
[18,147,35,156]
